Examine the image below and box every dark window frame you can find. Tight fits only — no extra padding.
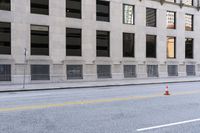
[185,38,193,59]
[96,0,110,22]
[146,35,157,58]
[123,32,135,58]
[66,0,82,19]
[30,0,49,15]
[0,0,11,11]
[31,65,50,80]
[124,65,136,78]
[146,8,157,27]
[0,64,11,81]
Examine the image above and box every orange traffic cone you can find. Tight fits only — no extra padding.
[164,84,170,95]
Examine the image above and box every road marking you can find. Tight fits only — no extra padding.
[0,90,200,112]
[137,118,200,132]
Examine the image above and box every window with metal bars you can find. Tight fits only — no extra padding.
[67,65,83,79]
[31,65,50,80]
[146,8,156,27]
[168,65,178,76]
[0,0,10,11]
[147,65,158,77]
[0,64,11,81]
[97,65,111,79]
[124,65,136,78]
[186,65,195,76]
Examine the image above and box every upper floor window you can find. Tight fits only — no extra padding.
[0,0,10,11]
[146,35,156,58]
[123,33,134,57]
[123,4,134,25]
[185,14,193,31]
[146,8,156,27]
[66,0,81,19]
[165,0,176,2]
[0,22,11,55]
[185,38,193,59]
[167,37,176,59]
[31,0,49,15]
[167,11,176,29]
[96,0,110,22]
[183,0,193,6]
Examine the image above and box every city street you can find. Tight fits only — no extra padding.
[0,82,200,133]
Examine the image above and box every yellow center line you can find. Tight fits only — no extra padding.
[0,90,200,113]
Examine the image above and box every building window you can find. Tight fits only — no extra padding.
[0,64,11,81]
[146,35,156,58]
[146,8,156,27]
[185,38,193,59]
[31,25,49,56]
[0,0,10,11]
[123,33,134,57]
[66,28,81,56]
[0,22,11,55]
[167,37,176,59]
[147,65,158,77]
[31,65,50,80]
[31,0,49,15]
[186,65,195,76]
[165,0,176,2]
[66,0,81,19]
[185,14,193,31]
[167,11,176,29]
[124,65,136,78]
[96,0,110,22]
[97,65,111,79]
[168,65,178,76]
[96,30,110,57]
[123,4,134,25]
[183,0,193,6]
[67,65,83,79]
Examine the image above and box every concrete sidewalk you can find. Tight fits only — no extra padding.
[0,77,200,92]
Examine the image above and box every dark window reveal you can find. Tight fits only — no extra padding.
[96,30,110,57]
[31,25,49,56]
[96,0,110,22]
[146,8,156,27]
[31,65,50,80]
[67,65,83,79]
[146,35,156,58]
[66,0,81,18]
[186,65,195,76]
[66,28,81,56]
[168,65,178,76]
[0,64,11,81]
[0,22,11,55]
[123,33,134,57]
[124,65,136,78]
[31,0,49,15]
[147,65,158,77]
[185,38,193,59]
[97,65,111,79]
[0,0,10,11]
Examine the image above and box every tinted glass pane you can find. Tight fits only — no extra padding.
[97,65,111,78]
[31,0,49,15]
[147,65,158,77]
[31,25,49,56]
[168,65,178,76]
[123,33,134,57]
[66,0,81,18]
[146,8,156,27]
[96,0,110,22]
[123,4,134,25]
[66,28,81,56]
[146,35,156,58]
[124,65,136,78]
[167,37,176,58]
[0,22,11,55]
[96,31,109,57]
[0,64,11,81]
[167,11,176,29]
[185,14,193,31]
[31,65,50,80]
[185,38,193,59]
[67,65,83,79]
[0,0,10,10]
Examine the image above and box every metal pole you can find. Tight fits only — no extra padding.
[23,48,27,89]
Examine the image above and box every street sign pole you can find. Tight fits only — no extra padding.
[23,48,27,89]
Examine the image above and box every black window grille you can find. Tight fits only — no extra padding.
[124,65,136,78]
[147,65,158,77]
[67,65,83,79]
[168,65,178,76]
[97,65,111,79]
[186,65,195,76]
[31,65,50,80]
[0,64,11,81]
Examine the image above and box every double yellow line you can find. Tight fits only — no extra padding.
[0,90,199,113]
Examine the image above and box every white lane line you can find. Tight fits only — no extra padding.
[137,118,200,132]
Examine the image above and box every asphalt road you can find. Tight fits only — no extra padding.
[0,82,200,133]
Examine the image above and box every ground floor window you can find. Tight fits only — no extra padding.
[97,65,111,79]
[147,65,158,77]
[168,65,178,76]
[31,65,50,80]
[67,65,83,80]
[0,64,11,81]
[186,65,195,76]
[124,65,136,78]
